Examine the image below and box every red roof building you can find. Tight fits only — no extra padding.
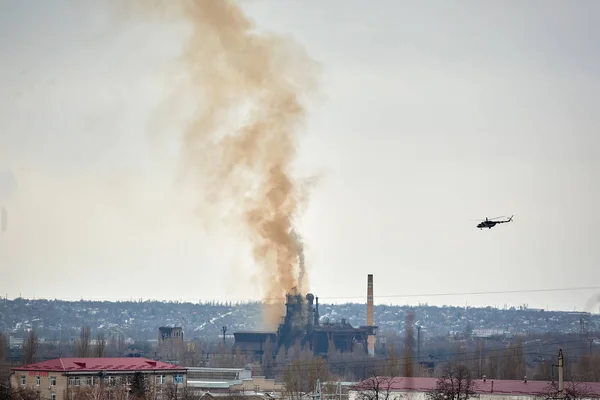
[11,357,188,400]
[351,377,600,399]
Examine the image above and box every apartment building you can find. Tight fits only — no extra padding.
[11,357,187,400]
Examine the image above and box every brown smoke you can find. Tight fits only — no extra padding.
[112,0,320,328]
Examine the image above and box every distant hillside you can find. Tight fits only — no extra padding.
[0,298,598,341]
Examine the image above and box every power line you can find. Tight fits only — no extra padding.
[4,285,600,306]
[264,285,600,302]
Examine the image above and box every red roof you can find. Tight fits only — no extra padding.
[13,358,186,373]
[353,377,600,396]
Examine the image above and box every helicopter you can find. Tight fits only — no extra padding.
[476,215,513,230]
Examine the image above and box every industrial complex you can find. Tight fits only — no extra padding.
[233,275,377,359]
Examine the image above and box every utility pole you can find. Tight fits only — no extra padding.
[416,325,421,361]
[558,349,564,399]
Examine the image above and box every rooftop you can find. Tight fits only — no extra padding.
[353,377,600,396]
[12,357,186,373]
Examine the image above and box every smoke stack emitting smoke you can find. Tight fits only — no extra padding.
[113,0,320,328]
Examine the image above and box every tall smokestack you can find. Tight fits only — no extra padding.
[367,274,374,356]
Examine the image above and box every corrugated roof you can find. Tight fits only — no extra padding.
[187,381,238,389]
[12,357,185,372]
[353,377,600,396]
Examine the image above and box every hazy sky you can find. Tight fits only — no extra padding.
[1,0,600,312]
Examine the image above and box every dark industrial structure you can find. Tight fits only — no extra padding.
[233,285,377,359]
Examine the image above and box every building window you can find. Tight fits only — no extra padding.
[87,376,96,386]
[50,376,56,386]
[174,375,183,384]
[69,376,81,386]
[20,376,25,385]
[36,376,40,386]
[156,375,165,385]
[50,393,56,400]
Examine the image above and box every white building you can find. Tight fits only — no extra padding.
[186,367,284,395]
[472,329,510,338]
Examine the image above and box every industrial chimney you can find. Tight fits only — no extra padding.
[367,274,374,356]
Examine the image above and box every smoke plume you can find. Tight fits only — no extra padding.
[112,0,320,327]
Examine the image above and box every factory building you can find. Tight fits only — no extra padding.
[157,326,185,361]
[233,275,377,359]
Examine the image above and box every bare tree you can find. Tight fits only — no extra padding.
[22,329,38,365]
[536,379,600,400]
[163,382,179,400]
[107,333,127,357]
[355,375,399,400]
[66,384,131,400]
[179,386,202,400]
[0,332,7,362]
[426,363,478,400]
[9,386,40,400]
[66,385,105,400]
[0,382,10,400]
[130,371,148,399]
[260,336,275,378]
[0,331,9,398]
[163,382,200,400]
[183,338,205,367]
[384,344,401,377]
[233,345,247,367]
[575,353,600,382]
[0,355,11,400]
[77,326,91,357]
[453,342,468,365]
[283,348,331,400]
[498,338,525,380]
[96,333,107,357]
[534,358,555,381]
[403,312,415,377]
[483,348,499,379]
[472,340,485,379]
[209,343,235,368]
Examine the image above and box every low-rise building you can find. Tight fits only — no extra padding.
[186,367,284,395]
[11,357,187,400]
[350,376,600,400]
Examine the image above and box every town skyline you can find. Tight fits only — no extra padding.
[1,1,599,312]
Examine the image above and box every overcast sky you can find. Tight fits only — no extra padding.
[1,0,599,313]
